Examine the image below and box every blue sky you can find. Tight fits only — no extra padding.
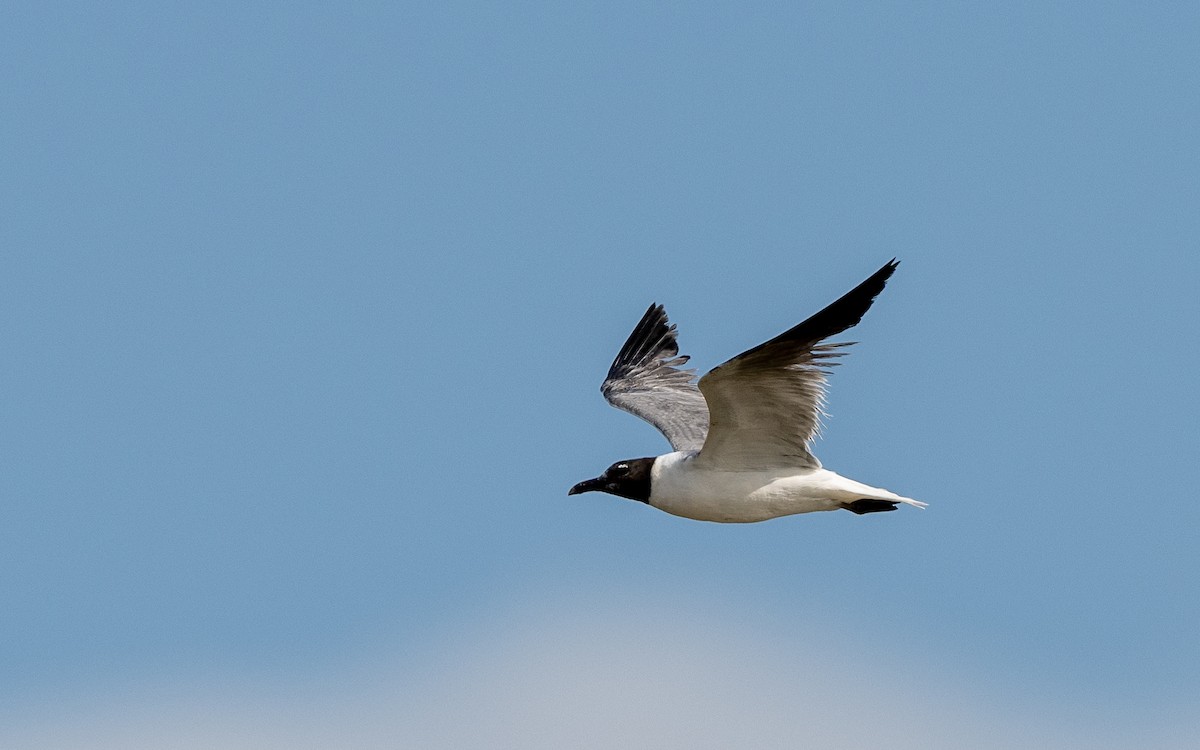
[2,2,1198,747]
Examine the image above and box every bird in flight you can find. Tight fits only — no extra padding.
[569,259,923,523]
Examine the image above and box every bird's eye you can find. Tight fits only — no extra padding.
[611,463,629,476]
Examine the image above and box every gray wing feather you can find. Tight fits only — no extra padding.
[696,260,899,470]
[601,304,710,452]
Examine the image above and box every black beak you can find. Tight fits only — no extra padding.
[568,477,605,495]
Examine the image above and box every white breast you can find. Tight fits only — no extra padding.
[648,452,846,523]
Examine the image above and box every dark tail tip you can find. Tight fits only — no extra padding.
[841,499,899,515]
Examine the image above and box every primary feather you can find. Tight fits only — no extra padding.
[600,303,710,453]
[694,259,898,469]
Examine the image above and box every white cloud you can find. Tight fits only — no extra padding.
[2,594,1192,750]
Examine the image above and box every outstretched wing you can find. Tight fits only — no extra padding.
[695,260,899,470]
[600,303,710,452]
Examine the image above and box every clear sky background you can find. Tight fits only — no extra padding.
[3,2,1198,748]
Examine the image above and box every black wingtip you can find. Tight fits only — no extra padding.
[606,302,680,381]
[872,258,900,281]
[757,259,900,350]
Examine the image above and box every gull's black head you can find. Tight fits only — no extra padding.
[568,457,655,503]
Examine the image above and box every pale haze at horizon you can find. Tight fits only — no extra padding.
[1,3,1198,747]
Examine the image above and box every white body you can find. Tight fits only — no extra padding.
[649,451,922,523]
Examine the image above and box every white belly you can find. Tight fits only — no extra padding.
[647,452,922,523]
[648,452,851,523]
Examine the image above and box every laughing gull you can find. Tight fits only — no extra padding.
[569,259,924,523]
